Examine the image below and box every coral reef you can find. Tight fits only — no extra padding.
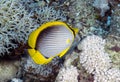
[105,37,120,69]
[0,0,120,81]
[63,0,108,39]
[78,35,120,82]
[20,0,46,12]
[0,0,66,56]
[29,6,66,28]
[20,0,67,25]
[88,26,108,36]
[94,68,120,82]
[23,56,54,76]
[55,65,79,82]
[109,4,120,37]
[79,35,111,73]
[21,56,62,82]
[0,60,20,82]
[105,4,120,69]
[93,0,110,16]
[0,0,38,55]
[11,78,23,82]
[67,0,97,28]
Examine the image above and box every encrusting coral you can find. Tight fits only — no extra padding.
[0,60,20,82]
[11,78,23,82]
[21,56,62,82]
[22,56,54,76]
[109,5,120,37]
[79,35,120,82]
[93,0,110,16]
[67,0,97,27]
[104,3,120,69]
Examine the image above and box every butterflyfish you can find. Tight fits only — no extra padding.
[28,21,79,64]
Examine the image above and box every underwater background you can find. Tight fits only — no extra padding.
[0,0,120,82]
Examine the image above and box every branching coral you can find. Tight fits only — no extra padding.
[79,35,120,82]
[30,6,66,25]
[0,0,38,55]
[20,0,67,23]
[20,0,46,12]
[0,0,66,55]
[79,35,111,73]
[55,65,79,82]
[94,68,120,82]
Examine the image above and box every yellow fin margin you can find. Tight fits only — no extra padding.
[28,21,75,48]
[28,29,40,48]
[28,49,54,64]
[70,27,79,36]
[58,47,70,57]
[28,21,79,64]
